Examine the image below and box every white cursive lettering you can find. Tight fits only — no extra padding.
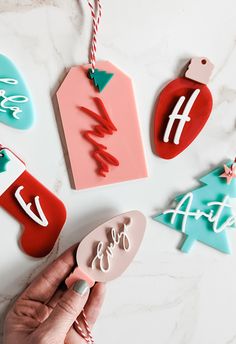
[0,78,29,120]
[163,89,200,145]
[163,192,236,233]
[15,186,48,227]
[91,218,132,273]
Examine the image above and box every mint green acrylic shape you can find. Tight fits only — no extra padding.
[0,149,10,173]
[0,54,35,129]
[88,68,114,92]
[153,161,236,254]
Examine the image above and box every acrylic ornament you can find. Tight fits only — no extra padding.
[153,161,236,254]
[56,0,147,190]
[0,54,35,129]
[57,61,147,190]
[154,57,214,159]
[0,147,66,258]
[66,210,146,288]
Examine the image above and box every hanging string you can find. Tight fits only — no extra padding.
[74,310,94,343]
[87,0,102,73]
[72,2,102,341]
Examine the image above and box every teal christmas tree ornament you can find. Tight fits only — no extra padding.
[0,54,35,129]
[153,161,236,254]
[0,149,10,173]
[88,68,114,92]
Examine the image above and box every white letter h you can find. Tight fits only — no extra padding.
[163,89,200,145]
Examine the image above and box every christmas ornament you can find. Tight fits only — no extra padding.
[153,161,236,253]
[56,0,147,189]
[0,146,66,258]
[66,211,146,343]
[154,57,214,159]
[0,54,35,129]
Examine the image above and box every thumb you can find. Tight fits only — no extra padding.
[39,280,90,339]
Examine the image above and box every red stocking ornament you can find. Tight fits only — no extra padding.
[0,147,66,258]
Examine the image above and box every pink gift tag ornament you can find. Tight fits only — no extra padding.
[56,0,146,190]
[66,210,146,288]
[57,61,147,190]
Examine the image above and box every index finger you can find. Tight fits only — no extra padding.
[19,244,78,304]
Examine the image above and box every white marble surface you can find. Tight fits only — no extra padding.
[0,0,236,343]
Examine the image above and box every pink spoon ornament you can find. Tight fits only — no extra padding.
[66,210,146,287]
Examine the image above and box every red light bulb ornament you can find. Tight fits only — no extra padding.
[154,57,214,159]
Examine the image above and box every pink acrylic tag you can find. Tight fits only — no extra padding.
[56,61,147,190]
[66,210,146,287]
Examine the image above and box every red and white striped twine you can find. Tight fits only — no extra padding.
[87,0,102,73]
[72,2,102,341]
[74,310,94,343]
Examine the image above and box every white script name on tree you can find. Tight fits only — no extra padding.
[163,192,236,233]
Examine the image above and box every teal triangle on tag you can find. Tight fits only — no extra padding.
[88,68,114,92]
[0,54,35,129]
[0,149,10,173]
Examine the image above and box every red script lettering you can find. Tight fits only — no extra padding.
[80,97,119,177]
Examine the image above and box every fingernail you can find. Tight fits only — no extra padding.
[73,280,89,296]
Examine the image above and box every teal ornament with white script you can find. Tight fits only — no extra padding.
[153,161,236,254]
[0,55,35,129]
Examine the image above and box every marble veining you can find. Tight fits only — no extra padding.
[0,1,236,344]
